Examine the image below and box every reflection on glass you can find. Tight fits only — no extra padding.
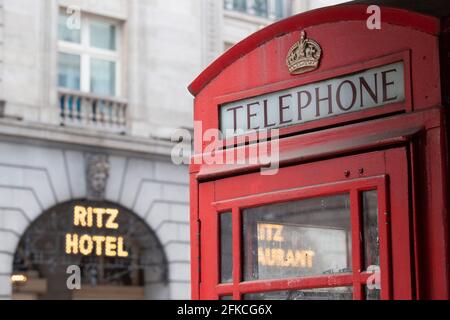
[242,194,351,281]
[90,21,116,50]
[365,285,381,300]
[90,59,116,96]
[58,53,81,90]
[58,12,81,43]
[220,212,233,283]
[220,295,233,300]
[244,287,353,300]
[362,191,379,269]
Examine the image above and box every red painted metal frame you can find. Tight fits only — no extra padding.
[189,4,439,96]
[189,2,450,301]
[439,18,450,299]
[213,176,391,300]
[193,140,412,299]
[190,173,200,300]
[191,105,449,297]
[191,108,448,300]
[210,176,390,300]
[194,108,437,181]
[191,18,441,153]
[213,50,412,149]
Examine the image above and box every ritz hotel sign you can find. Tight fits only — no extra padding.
[65,206,129,258]
[220,32,405,138]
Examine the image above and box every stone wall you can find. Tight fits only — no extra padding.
[0,0,202,139]
[0,0,3,103]
[0,134,190,299]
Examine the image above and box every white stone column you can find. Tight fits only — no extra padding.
[0,0,4,102]
[39,0,60,125]
[201,0,224,67]
[126,0,150,138]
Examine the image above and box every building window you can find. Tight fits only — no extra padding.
[224,0,286,20]
[253,0,269,18]
[57,9,126,132]
[58,9,120,97]
[58,52,81,91]
[226,0,248,13]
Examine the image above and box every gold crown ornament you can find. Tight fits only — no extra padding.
[286,31,322,75]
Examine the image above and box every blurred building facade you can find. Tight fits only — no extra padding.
[0,0,346,299]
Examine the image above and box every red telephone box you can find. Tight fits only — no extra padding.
[188,0,450,300]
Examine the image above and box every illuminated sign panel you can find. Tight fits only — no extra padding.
[65,206,129,257]
[220,62,405,138]
[256,223,349,279]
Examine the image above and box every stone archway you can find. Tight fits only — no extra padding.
[11,200,168,300]
[0,143,190,299]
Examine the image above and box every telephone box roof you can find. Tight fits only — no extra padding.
[188,0,449,96]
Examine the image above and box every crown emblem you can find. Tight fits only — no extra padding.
[286,31,322,75]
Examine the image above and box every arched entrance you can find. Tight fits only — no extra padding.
[11,200,168,300]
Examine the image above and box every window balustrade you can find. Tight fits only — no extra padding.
[224,0,287,20]
[58,88,127,133]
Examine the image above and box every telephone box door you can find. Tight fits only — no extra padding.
[198,147,412,300]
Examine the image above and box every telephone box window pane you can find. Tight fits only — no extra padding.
[220,212,233,283]
[364,285,381,300]
[243,287,353,300]
[362,191,379,270]
[242,194,351,281]
[220,295,233,300]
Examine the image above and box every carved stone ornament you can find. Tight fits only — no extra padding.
[85,153,110,201]
[286,31,322,75]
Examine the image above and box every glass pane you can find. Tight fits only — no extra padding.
[275,0,285,19]
[58,53,81,90]
[365,285,381,300]
[220,295,233,300]
[244,287,353,300]
[90,59,116,96]
[224,0,247,12]
[234,0,247,12]
[362,191,379,269]
[220,212,233,283]
[90,21,116,50]
[58,12,81,43]
[243,194,351,281]
[253,0,268,18]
